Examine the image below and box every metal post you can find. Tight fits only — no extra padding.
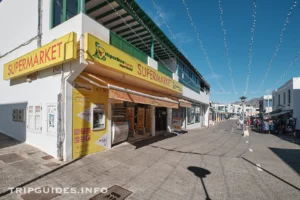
[267,90,270,119]
[242,102,245,131]
[151,37,154,59]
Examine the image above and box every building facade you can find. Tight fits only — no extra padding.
[259,95,272,114]
[0,0,210,161]
[272,78,300,132]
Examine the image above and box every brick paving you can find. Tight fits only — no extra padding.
[1,121,300,200]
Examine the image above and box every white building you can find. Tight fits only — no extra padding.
[272,78,300,131]
[259,95,273,114]
[0,0,210,161]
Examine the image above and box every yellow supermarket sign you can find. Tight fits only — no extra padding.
[3,32,77,80]
[84,33,183,93]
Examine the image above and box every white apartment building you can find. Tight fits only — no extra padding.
[272,78,300,131]
[259,95,273,114]
[0,0,210,161]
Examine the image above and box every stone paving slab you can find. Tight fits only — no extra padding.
[0,133,65,195]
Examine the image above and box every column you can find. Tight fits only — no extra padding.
[167,108,172,132]
[151,106,155,136]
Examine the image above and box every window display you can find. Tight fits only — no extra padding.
[187,107,195,125]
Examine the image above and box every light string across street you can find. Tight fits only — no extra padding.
[253,0,298,93]
[151,0,226,95]
[244,0,257,95]
[218,0,237,95]
[181,0,227,94]
[104,0,174,74]
[276,52,300,86]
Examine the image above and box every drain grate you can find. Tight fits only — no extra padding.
[44,162,60,167]
[42,155,54,160]
[0,153,24,164]
[21,186,60,200]
[89,185,132,200]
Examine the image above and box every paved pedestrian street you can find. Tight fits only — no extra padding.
[1,120,300,200]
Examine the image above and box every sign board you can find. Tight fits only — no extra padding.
[84,33,183,93]
[172,117,182,131]
[4,32,77,80]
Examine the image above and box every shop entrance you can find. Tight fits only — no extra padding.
[155,107,167,132]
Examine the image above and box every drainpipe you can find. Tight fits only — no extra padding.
[37,0,42,47]
[81,0,85,13]
[150,37,154,59]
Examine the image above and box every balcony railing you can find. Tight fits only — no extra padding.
[110,31,147,64]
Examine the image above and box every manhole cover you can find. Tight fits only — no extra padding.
[0,153,24,164]
[42,155,54,160]
[89,185,132,200]
[21,186,60,200]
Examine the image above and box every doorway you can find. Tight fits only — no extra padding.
[155,107,167,132]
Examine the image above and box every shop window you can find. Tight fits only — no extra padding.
[27,106,42,132]
[51,0,79,28]
[92,104,105,130]
[187,107,195,125]
[195,106,201,123]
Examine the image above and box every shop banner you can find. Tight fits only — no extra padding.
[109,89,178,109]
[180,101,192,108]
[4,32,77,80]
[84,33,183,94]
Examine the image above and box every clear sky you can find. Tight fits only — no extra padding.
[136,0,300,103]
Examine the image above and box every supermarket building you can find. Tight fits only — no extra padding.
[0,0,210,161]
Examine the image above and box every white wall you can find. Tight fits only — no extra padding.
[182,86,209,105]
[147,57,158,70]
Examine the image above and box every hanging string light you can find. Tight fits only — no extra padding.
[104,0,173,73]
[276,52,300,85]
[218,0,238,94]
[151,0,188,58]
[181,0,228,94]
[244,0,257,95]
[254,0,297,93]
[152,0,224,94]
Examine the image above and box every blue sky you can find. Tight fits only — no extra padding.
[136,0,300,103]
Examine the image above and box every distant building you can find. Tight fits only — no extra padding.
[259,95,272,114]
[272,78,300,135]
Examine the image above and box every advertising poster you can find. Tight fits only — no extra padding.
[72,77,108,159]
[47,105,57,133]
[172,117,182,131]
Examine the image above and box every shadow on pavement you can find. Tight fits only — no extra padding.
[188,166,211,200]
[272,134,300,146]
[269,147,300,175]
[241,157,300,192]
[130,133,177,149]
[0,133,23,150]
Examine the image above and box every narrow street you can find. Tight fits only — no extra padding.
[2,120,300,200]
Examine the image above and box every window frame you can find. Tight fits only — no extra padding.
[50,0,81,29]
